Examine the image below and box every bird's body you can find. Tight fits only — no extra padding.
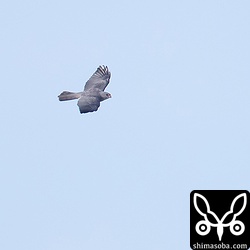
[58,65,111,114]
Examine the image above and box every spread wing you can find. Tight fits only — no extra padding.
[77,96,100,114]
[84,65,111,91]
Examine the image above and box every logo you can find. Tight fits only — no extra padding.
[190,190,250,250]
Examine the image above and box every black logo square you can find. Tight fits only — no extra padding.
[190,190,250,250]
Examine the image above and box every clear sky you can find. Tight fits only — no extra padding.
[1,0,250,249]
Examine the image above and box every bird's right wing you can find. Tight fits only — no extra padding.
[84,65,111,91]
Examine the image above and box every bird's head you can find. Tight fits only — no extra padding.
[100,92,112,101]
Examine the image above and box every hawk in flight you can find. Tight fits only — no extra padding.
[58,65,111,114]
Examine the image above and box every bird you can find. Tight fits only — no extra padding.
[58,65,111,114]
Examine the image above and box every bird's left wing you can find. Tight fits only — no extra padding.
[77,95,100,114]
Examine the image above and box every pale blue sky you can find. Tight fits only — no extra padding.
[0,1,250,249]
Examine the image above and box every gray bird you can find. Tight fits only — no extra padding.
[58,65,111,114]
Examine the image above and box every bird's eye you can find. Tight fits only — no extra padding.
[106,94,109,97]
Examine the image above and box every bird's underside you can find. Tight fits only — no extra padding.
[58,65,111,114]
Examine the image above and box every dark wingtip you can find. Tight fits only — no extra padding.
[96,65,110,77]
